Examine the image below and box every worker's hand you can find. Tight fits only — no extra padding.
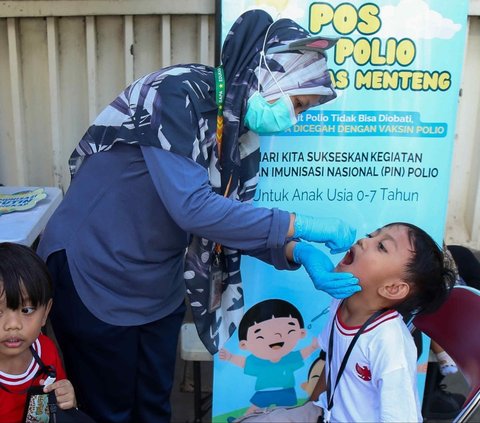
[293,215,356,254]
[293,242,361,299]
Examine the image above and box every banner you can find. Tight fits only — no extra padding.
[213,1,468,421]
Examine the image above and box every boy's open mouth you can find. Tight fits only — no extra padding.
[341,248,355,266]
[269,342,284,349]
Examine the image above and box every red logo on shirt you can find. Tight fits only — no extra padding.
[355,363,372,381]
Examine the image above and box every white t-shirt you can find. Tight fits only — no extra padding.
[315,299,422,423]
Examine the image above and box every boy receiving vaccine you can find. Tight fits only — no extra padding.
[0,242,77,422]
[236,222,455,422]
[311,222,455,422]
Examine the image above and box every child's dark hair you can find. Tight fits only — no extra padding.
[238,299,304,341]
[385,223,455,315]
[306,350,326,380]
[0,242,52,309]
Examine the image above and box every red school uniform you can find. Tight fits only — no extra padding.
[0,334,66,423]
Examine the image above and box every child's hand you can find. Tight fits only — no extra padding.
[219,348,231,361]
[43,379,77,410]
[311,336,319,350]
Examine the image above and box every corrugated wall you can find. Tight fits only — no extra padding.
[0,0,479,248]
[0,0,216,190]
[446,10,480,249]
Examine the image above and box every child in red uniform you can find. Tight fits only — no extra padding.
[0,242,77,422]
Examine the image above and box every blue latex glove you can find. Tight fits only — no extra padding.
[294,215,356,254]
[293,242,361,299]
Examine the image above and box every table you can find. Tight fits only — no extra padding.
[0,186,63,246]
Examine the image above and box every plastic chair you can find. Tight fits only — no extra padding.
[180,323,213,422]
[413,286,480,422]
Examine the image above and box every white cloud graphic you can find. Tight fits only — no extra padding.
[377,0,461,40]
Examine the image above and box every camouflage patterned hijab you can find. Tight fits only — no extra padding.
[185,10,337,354]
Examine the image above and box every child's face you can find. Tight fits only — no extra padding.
[240,316,306,362]
[0,289,52,367]
[336,224,414,293]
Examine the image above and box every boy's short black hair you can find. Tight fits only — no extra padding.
[386,223,456,316]
[238,299,304,341]
[0,242,52,309]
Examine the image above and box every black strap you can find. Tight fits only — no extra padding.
[48,391,59,423]
[30,345,57,379]
[326,307,388,412]
[29,346,59,422]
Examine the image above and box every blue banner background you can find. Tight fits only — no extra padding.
[213,1,468,420]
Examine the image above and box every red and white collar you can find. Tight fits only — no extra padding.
[334,307,399,336]
[0,338,42,386]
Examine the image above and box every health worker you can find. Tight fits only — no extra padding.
[38,9,360,423]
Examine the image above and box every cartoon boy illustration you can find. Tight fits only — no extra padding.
[219,299,318,415]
